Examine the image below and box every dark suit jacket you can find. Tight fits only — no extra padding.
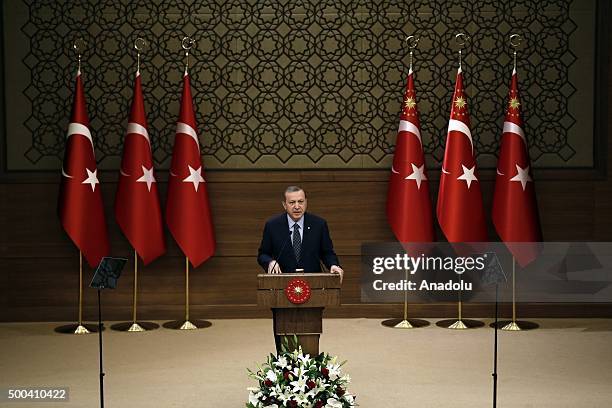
[257,212,340,273]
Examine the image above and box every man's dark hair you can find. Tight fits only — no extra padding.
[283,185,305,201]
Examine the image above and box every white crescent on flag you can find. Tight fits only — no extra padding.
[397,120,422,145]
[502,121,526,144]
[67,123,94,152]
[447,119,473,153]
[127,122,151,146]
[176,122,200,151]
[61,166,73,178]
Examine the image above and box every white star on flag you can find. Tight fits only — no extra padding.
[136,165,156,192]
[183,165,205,191]
[510,164,532,191]
[457,164,478,189]
[405,163,427,189]
[82,168,99,192]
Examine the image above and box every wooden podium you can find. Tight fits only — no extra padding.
[257,273,341,356]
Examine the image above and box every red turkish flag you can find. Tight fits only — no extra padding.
[436,67,487,242]
[386,68,434,242]
[58,70,110,267]
[492,69,542,265]
[114,72,166,265]
[165,73,216,267]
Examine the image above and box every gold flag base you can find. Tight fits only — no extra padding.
[436,319,485,330]
[110,321,160,332]
[502,321,521,331]
[180,321,197,330]
[54,323,99,334]
[381,318,430,329]
[163,319,213,330]
[449,320,468,330]
[490,320,539,331]
[394,320,413,329]
[129,323,146,332]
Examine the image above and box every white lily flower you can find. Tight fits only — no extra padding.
[298,353,311,365]
[266,369,277,383]
[277,388,293,403]
[274,356,289,369]
[290,375,308,393]
[295,393,309,406]
[326,363,342,381]
[325,398,343,408]
[248,391,260,406]
[305,387,321,399]
[340,374,351,384]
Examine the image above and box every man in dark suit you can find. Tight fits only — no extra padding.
[257,186,343,279]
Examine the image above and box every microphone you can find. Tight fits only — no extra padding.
[268,231,293,274]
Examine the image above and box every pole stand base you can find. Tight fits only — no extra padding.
[54,323,100,334]
[110,321,160,332]
[436,319,485,329]
[163,319,213,330]
[381,318,430,329]
[490,320,539,331]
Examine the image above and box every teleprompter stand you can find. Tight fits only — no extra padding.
[480,252,507,408]
[89,257,127,408]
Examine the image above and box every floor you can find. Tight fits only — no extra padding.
[1,318,611,407]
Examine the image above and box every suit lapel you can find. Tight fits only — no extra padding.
[301,213,311,255]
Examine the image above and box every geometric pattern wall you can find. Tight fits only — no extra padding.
[4,0,594,170]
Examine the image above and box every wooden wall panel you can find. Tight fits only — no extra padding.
[2,172,612,321]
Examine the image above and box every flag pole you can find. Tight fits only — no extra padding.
[502,37,522,332]
[71,40,89,335]
[496,35,538,332]
[56,39,95,335]
[498,255,537,331]
[164,36,212,332]
[111,38,159,333]
[180,256,197,330]
[382,35,430,330]
[128,251,145,331]
[179,38,196,331]
[500,256,522,331]
[446,35,469,330]
[74,251,90,334]
[436,33,484,330]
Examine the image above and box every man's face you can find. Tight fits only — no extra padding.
[283,190,307,222]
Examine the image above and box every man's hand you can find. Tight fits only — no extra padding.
[267,261,282,274]
[330,265,344,283]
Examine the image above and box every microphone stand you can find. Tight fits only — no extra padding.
[97,289,105,408]
[492,284,499,408]
[269,231,293,274]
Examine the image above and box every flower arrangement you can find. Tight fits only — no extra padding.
[246,343,356,408]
